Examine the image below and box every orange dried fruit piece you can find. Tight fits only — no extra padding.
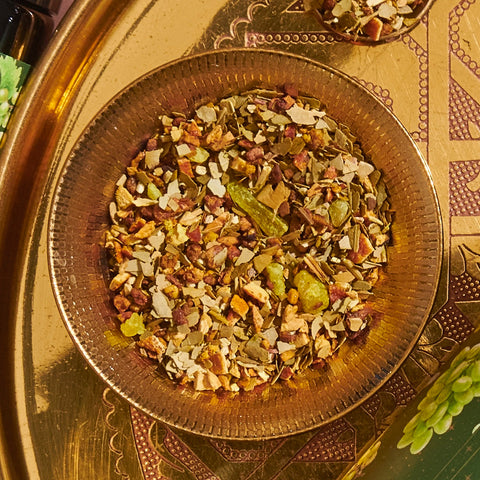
[364,17,384,42]
[230,294,250,318]
[348,232,374,264]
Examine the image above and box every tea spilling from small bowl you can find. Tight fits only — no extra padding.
[309,0,434,44]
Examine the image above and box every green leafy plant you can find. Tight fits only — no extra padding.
[0,54,25,129]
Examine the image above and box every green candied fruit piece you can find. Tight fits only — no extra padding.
[328,199,350,228]
[120,312,146,337]
[188,146,210,163]
[147,182,161,200]
[451,375,473,393]
[433,414,452,435]
[227,183,289,238]
[265,262,286,298]
[410,427,433,455]
[293,270,329,314]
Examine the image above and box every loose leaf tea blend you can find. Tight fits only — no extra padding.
[104,86,393,393]
[316,0,425,42]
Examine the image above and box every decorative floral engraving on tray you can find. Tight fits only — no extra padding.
[292,418,356,462]
[245,30,340,47]
[284,0,305,13]
[450,161,480,215]
[449,81,480,140]
[208,438,285,463]
[401,35,428,142]
[102,388,132,479]
[213,0,270,49]
[449,0,480,78]
[449,0,480,140]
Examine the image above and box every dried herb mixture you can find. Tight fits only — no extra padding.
[105,86,393,393]
[315,0,425,42]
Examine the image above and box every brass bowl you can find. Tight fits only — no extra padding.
[48,49,442,439]
[311,0,435,45]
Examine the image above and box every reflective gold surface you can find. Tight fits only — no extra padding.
[0,0,479,478]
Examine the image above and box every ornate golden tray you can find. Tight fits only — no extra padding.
[0,0,479,478]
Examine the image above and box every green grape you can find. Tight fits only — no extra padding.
[419,400,439,422]
[417,396,432,411]
[446,360,470,384]
[436,369,452,384]
[451,346,470,368]
[471,382,480,397]
[0,101,10,115]
[433,414,452,435]
[454,388,474,405]
[466,343,480,360]
[403,412,421,434]
[448,399,464,417]
[435,385,452,404]
[410,427,433,455]
[413,420,428,438]
[425,401,449,428]
[426,381,445,399]
[452,375,473,393]
[397,430,414,449]
[468,359,480,382]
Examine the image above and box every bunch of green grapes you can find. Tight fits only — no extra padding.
[397,342,480,455]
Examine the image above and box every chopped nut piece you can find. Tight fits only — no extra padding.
[138,335,166,359]
[250,304,265,333]
[109,272,131,291]
[243,282,269,304]
[193,370,222,391]
[281,305,307,332]
[115,186,134,210]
